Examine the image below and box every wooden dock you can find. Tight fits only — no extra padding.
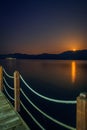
[0,91,30,130]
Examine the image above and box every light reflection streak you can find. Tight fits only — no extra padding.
[71,61,76,83]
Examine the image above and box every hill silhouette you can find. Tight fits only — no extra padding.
[0,50,87,60]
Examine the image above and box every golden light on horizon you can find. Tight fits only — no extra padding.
[59,35,82,53]
[73,49,76,51]
[71,61,76,83]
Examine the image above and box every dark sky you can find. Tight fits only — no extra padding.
[1,0,87,54]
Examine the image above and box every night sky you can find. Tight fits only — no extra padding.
[1,0,87,54]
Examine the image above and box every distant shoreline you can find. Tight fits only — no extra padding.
[0,49,87,60]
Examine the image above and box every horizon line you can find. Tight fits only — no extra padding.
[0,49,87,55]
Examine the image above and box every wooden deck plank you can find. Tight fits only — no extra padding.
[0,92,30,130]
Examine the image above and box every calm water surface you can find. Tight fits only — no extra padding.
[0,60,87,130]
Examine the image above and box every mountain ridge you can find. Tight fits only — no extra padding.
[0,49,87,60]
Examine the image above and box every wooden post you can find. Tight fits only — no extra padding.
[14,71,20,112]
[76,92,87,130]
[0,66,3,91]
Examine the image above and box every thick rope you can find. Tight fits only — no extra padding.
[3,85,14,101]
[20,101,45,130]
[20,75,76,104]
[3,68,14,79]
[3,77,14,90]
[20,88,76,130]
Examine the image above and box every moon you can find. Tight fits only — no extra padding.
[73,49,76,51]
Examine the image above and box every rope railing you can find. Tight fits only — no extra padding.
[20,88,76,130]
[1,66,86,130]
[3,68,14,79]
[20,75,77,104]
[3,85,14,101]
[3,77,14,90]
[20,101,45,130]
[2,69,45,130]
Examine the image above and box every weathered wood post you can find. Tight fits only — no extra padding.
[76,92,87,130]
[0,66,3,91]
[14,71,20,112]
